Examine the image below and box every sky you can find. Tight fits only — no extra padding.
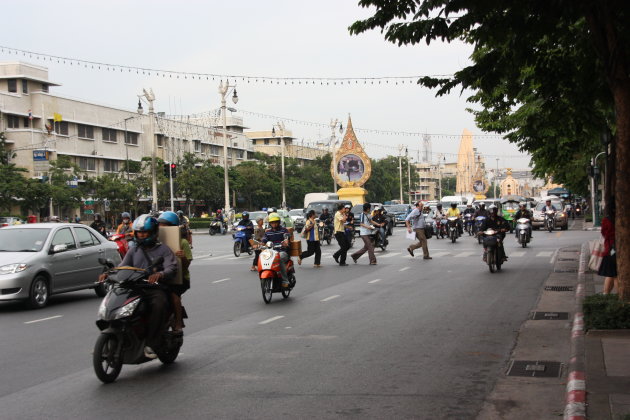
[0,0,531,170]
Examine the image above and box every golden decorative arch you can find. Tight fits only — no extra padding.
[331,116,371,188]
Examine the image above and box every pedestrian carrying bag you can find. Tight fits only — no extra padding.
[588,238,605,272]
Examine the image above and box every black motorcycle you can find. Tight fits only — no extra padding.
[480,228,504,273]
[93,257,184,383]
[316,219,333,245]
[209,219,226,235]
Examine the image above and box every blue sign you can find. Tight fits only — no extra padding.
[33,150,49,161]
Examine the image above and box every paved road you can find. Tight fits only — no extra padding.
[0,221,593,419]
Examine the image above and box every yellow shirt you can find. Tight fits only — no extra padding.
[446,208,461,217]
[334,211,346,232]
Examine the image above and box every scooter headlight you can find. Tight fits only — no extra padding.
[114,297,141,320]
[97,295,109,319]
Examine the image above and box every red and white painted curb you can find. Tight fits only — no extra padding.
[563,243,589,420]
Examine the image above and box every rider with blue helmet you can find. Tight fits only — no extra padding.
[237,211,255,241]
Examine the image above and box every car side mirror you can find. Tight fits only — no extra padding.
[51,244,68,254]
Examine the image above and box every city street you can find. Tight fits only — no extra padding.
[0,221,595,419]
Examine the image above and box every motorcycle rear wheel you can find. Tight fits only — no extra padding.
[157,338,180,364]
[326,236,331,245]
[261,278,273,304]
[233,242,241,257]
[487,252,496,273]
[93,333,122,383]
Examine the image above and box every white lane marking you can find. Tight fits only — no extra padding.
[24,315,63,324]
[550,249,559,264]
[399,267,410,272]
[536,251,554,257]
[454,251,475,258]
[321,253,332,257]
[259,316,285,325]
[511,251,526,257]
[430,252,450,258]
[321,295,340,302]
[368,279,381,284]
[379,252,401,259]
[212,278,231,283]
[228,257,241,260]
[211,254,233,260]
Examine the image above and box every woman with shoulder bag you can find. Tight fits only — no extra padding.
[599,215,618,294]
[299,210,322,267]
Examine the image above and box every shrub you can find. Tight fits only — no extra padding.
[583,294,630,330]
[188,220,210,230]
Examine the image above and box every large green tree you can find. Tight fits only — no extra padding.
[350,0,630,301]
[0,132,27,214]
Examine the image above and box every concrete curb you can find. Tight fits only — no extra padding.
[564,242,589,420]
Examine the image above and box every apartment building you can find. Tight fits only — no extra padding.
[0,62,253,182]
[245,130,328,163]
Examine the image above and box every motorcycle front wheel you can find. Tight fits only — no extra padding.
[261,278,273,304]
[233,242,241,257]
[93,333,123,383]
[326,236,331,245]
[209,228,216,236]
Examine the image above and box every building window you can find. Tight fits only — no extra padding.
[7,115,20,129]
[7,79,17,93]
[102,128,117,142]
[41,84,49,93]
[236,150,244,160]
[156,134,164,148]
[22,80,28,94]
[54,121,69,135]
[77,124,94,140]
[264,139,269,145]
[103,160,119,173]
[23,117,30,128]
[125,132,138,145]
[193,140,201,152]
[210,145,219,156]
[79,157,96,171]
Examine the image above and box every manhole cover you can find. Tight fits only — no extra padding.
[554,267,578,273]
[544,285,574,291]
[506,360,563,377]
[530,311,569,320]
[558,258,577,261]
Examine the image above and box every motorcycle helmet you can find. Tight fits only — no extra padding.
[94,213,102,220]
[268,212,281,223]
[479,203,486,208]
[242,211,249,220]
[436,203,443,209]
[121,212,131,220]
[157,211,180,226]
[132,214,159,247]
[489,204,499,214]
[322,207,329,212]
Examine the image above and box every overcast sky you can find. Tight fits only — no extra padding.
[1,0,530,170]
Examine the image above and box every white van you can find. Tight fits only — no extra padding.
[439,195,468,206]
[303,192,339,209]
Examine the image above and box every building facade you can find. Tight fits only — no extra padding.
[245,130,328,163]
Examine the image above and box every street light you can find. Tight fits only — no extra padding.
[272,122,287,209]
[329,119,343,192]
[137,88,157,212]
[218,80,239,217]
[494,158,499,199]
[592,151,606,227]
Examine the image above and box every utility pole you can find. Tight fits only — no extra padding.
[330,119,343,192]
[406,147,412,204]
[494,158,499,199]
[398,144,404,203]
[137,89,157,212]
[273,122,287,209]
[218,80,239,216]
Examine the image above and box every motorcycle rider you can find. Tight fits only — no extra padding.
[90,213,107,238]
[261,212,291,287]
[371,206,388,247]
[473,202,489,219]
[541,199,558,212]
[116,212,134,241]
[514,202,533,238]
[434,203,446,236]
[176,210,193,248]
[462,204,475,233]
[99,214,177,359]
[237,211,255,243]
[157,211,192,333]
[214,209,227,234]
[319,207,333,235]
[446,202,463,235]
[482,205,510,263]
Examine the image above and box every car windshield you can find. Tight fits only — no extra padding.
[536,202,560,211]
[0,228,50,252]
[308,203,338,215]
[248,211,267,221]
[289,210,303,216]
[384,205,408,212]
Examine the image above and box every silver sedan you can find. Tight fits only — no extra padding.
[0,223,121,308]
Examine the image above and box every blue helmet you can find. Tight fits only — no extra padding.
[121,212,131,220]
[157,211,180,226]
[132,214,159,247]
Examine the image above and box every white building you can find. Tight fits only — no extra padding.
[0,62,254,182]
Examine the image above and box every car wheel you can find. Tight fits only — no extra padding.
[27,275,49,309]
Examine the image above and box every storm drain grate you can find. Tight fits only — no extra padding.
[544,285,574,291]
[506,360,563,378]
[558,258,577,262]
[530,311,569,320]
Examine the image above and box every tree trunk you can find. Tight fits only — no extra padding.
[614,84,630,302]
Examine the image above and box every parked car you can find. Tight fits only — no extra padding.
[0,216,25,227]
[289,209,305,233]
[384,204,412,226]
[0,223,122,308]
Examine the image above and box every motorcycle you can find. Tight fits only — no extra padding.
[464,213,474,236]
[481,228,504,273]
[474,216,486,244]
[316,219,333,245]
[209,219,226,236]
[435,218,447,239]
[233,225,253,257]
[93,257,184,383]
[371,227,388,251]
[515,217,531,248]
[108,233,129,259]
[447,217,460,243]
[545,210,556,232]
[256,239,296,304]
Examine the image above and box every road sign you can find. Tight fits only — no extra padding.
[33,150,50,172]
[84,210,94,215]
[103,199,110,212]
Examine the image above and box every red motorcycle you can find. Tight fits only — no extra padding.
[256,240,296,304]
[108,233,129,258]
[435,218,448,239]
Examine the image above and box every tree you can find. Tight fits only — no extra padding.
[0,132,27,214]
[20,179,50,216]
[364,156,419,203]
[47,156,84,217]
[350,0,630,301]
[90,174,136,219]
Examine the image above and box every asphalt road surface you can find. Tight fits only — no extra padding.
[0,220,592,419]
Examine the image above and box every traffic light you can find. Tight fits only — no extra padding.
[163,163,177,178]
